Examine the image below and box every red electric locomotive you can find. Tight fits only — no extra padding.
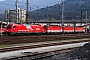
[63,26,74,33]
[0,28,6,33]
[4,23,46,35]
[0,23,6,33]
[47,25,62,34]
[46,25,85,33]
[63,26,85,33]
[75,26,85,33]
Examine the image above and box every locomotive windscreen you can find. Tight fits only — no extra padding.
[6,25,12,29]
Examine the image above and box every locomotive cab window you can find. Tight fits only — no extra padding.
[13,26,16,28]
[44,25,48,29]
[6,25,11,29]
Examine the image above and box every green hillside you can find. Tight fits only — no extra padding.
[29,0,90,20]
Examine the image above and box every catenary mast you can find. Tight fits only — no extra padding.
[26,0,29,22]
[61,0,65,26]
[16,0,18,23]
[86,11,88,33]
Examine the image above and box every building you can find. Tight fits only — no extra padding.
[5,8,26,23]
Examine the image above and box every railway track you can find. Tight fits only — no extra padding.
[0,38,89,59]
[0,33,90,44]
[2,42,88,60]
[0,39,90,53]
[10,49,76,60]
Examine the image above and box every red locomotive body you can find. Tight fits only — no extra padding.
[75,26,85,33]
[47,25,62,33]
[0,22,6,33]
[64,26,74,33]
[30,24,46,33]
[0,28,6,33]
[4,23,46,35]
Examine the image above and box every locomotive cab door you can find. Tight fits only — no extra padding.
[12,25,17,34]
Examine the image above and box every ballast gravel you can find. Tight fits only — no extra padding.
[46,42,90,60]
